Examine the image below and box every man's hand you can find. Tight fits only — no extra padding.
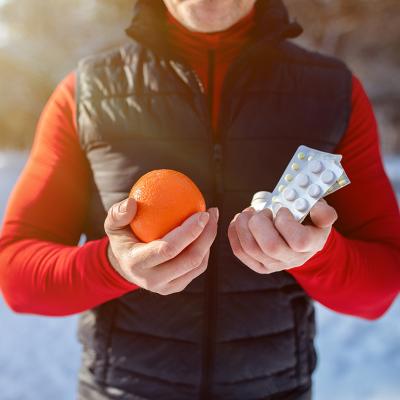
[227,199,337,274]
[104,197,219,295]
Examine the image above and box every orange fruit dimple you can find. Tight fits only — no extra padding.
[129,169,206,243]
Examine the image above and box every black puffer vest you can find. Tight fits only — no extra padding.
[76,1,352,399]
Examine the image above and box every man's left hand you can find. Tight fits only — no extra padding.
[227,199,338,274]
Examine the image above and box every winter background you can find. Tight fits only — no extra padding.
[1,154,398,400]
[1,1,400,399]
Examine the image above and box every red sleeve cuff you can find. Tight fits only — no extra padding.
[288,227,337,278]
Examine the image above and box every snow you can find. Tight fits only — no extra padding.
[0,151,399,400]
[0,151,80,400]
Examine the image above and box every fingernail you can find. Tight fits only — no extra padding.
[118,199,129,213]
[261,208,273,218]
[198,212,209,227]
[277,207,291,218]
[213,207,219,220]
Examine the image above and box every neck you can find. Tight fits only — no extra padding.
[166,7,256,50]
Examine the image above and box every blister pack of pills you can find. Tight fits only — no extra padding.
[251,145,350,222]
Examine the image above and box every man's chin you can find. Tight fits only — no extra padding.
[181,10,239,33]
[185,21,235,33]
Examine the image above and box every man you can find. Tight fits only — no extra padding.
[0,0,399,399]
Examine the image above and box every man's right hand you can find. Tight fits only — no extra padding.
[104,197,219,295]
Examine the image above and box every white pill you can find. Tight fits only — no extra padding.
[309,160,324,174]
[321,169,336,184]
[252,198,267,206]
[284,188,297,201]
[252,191,271,202]
[295,173,310,188]
[252,201,267,211]
[308,184,321,198]
[294,198,309,212]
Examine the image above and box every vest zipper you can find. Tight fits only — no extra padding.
[178,35,258,398]
[213,142,224,195]
[168,30,280,398]
[207,49,224,195]
[199,49,222,399]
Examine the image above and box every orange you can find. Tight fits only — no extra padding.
[129,169,206,243]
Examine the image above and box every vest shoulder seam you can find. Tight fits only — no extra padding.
[78,41,145,72]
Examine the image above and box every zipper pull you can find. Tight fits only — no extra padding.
[213,143,222,162]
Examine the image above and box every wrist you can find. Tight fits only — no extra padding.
[311,227,336,261]
[99,237,137,291]
[106,241,133,284]
[289,227,337,274]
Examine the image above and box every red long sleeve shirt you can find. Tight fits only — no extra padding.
[0,10,399,318]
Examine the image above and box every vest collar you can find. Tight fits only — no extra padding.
[125,0,303,54]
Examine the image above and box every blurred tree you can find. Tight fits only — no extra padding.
[0,0,399,152]
[287,0,400,153]
[0,0,132,148]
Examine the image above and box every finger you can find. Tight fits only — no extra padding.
[309,199,338,228]
[104,198,137,233]
[178,206,218,264]
[167,250,210,293]
[274,207,328,253]
[130,210,210,270]
[153,207,218,282]
[234,209,266,264]
[232,212,240,223]
[104,198,141,245]
[227,218,267,274]
[248,208,296,262]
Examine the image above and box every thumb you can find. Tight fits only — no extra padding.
[309,199,338,229]
[104,197,137,234]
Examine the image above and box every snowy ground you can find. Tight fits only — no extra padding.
[0,151,399,400]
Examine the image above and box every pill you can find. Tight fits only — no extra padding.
[338,178,346,186]
[285,174,293,182]
[252,198,267,206]
[295,173,310,188]
[252,201,267,211]
[298,152,306,160]
[309,160,324,174]
[252,191,271,201]
[278,185,286,192]
[291,163,300,171]
[284,188,297,201]
[321,169,336,184]
[308,184,321,198]
[294,198,309,212]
